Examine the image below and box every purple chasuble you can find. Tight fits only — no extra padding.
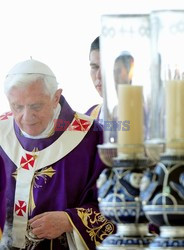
[0,96,115,250]
[0,161,6,239]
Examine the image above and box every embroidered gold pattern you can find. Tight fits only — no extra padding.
[12,169,18,179]
[28,166,56,214]
[77,208,114,246]
[12,155,56,215]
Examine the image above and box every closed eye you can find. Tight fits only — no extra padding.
[12,104,24,112]
[90,63,99,70]
[29,104,44,111]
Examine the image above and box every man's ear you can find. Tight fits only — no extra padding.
[53,88,62,108]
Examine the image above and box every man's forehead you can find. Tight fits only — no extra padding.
[90,51,100,64]
[8,84,50,101]
[11,102,43,106]
[9,96,46,106]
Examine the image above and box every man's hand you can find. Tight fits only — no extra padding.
[29,211,73,239]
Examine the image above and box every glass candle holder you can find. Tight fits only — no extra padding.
[97,14,153,250]
[141,10,184,250]
[99,14,151,163]
[149,10,184,155]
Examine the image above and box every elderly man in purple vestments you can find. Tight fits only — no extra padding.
[0,59,115,250]
[0,163,6,241]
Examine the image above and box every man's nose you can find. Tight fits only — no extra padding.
[22,107,35,121]
[96,68,101,80]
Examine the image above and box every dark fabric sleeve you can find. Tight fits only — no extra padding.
[65,205,115,250]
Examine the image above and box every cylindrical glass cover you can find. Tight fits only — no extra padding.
[99,14,151,160]
[150,10,184,154]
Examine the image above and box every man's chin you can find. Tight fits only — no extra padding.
[96,87,102,96]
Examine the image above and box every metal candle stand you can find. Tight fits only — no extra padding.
[96,9,184,250]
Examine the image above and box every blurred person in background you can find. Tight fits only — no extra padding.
[85,36,103,124]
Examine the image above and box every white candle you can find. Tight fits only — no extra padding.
[166,80,184,150]
[117,85,144,155]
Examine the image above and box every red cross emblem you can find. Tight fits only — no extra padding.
[71,118,91,131]
[15,200,27,216]
[0,111,13,120]
[20,153,36,170]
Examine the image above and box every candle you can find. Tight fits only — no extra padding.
[117,85,144,155]
[166,80,184,150]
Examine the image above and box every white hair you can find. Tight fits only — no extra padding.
[4,73,59,97]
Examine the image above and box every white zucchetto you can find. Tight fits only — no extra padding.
[7,59,56,78]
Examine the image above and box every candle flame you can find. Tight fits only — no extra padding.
[128,61,134,84]
[114,51,134,85]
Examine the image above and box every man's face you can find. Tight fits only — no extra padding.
[89,49,103,97]
[7,80,61,136]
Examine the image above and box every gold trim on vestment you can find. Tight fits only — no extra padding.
[90,104,102,119]
[65,212,89,250]
[76,208,114,246]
